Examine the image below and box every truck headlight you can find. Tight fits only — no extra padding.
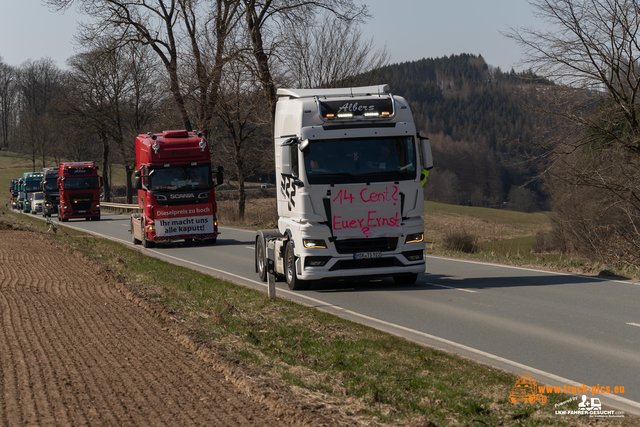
[405,232,424,244]
[303,239,327,249]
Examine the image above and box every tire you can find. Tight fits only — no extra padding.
[141,221,155,248]
[131,219,141,245]
[285,241,309,290]
[393,273,418,285]
[256,238,267,282]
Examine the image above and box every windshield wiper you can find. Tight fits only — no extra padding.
[384,170,411,180]
[315,172,360,183]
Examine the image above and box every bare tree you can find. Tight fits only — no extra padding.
[64,43,165,202]
[280,13,388,88]
[64,52,115,199]
[180,0,243,133]
[45,0,242,135]
[0,59,18,149]
[507,0,640,266]
[241,0,368,117]
[16,58,63,170]
[214,59,271,220]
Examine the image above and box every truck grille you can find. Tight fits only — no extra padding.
[329,257,399,271]
[334,237,397,254]
[69,193,93,211]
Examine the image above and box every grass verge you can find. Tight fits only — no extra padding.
[1,208,636,426]
[423,201,640,281]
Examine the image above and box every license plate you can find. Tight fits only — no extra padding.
[78,210,87,213]
[354,251,381,260]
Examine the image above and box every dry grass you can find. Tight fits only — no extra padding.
[423,203,551,249]
[217,196,278,228]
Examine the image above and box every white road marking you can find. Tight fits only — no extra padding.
[111,247,640,413]
[49,218,640,415]
[627,323,640,328]
[425,255,640,286]
[427,282,478,293]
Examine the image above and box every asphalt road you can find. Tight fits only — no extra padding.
[33,211,640,416]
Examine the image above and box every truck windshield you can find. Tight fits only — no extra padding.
[43,178,58,192]
[25,181,42,192]
[64,177,99,190]
[148,166,211,191]
[303,136,416,185]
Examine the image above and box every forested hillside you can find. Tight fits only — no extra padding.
[377,54,553,210]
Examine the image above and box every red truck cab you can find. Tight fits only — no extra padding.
[131,130,223,248]
[57,162,103,222]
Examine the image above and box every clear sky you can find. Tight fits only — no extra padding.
[0,0,539,71]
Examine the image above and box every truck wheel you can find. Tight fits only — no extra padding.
[256,238,267,282]
[131,220,141,245]
[285,241,310,290]
[142,222,155,248]
[393,273,418,285]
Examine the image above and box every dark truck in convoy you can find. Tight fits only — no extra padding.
[22,172,43,214]
[10,178,19,209]
[41,167,60,217]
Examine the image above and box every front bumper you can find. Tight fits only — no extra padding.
[297,251,425,280]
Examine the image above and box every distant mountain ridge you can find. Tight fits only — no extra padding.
[377,53,551,208]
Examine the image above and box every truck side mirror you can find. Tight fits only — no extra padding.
[419,136,433,170]
[216,166,224,186]
[133,168,143,190]
[280,144,292,176]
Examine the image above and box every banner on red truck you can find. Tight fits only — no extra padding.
[153,203,214,237]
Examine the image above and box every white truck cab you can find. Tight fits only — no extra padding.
[256,85,433,290]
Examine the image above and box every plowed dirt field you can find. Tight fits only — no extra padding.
[0,221,370,427]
